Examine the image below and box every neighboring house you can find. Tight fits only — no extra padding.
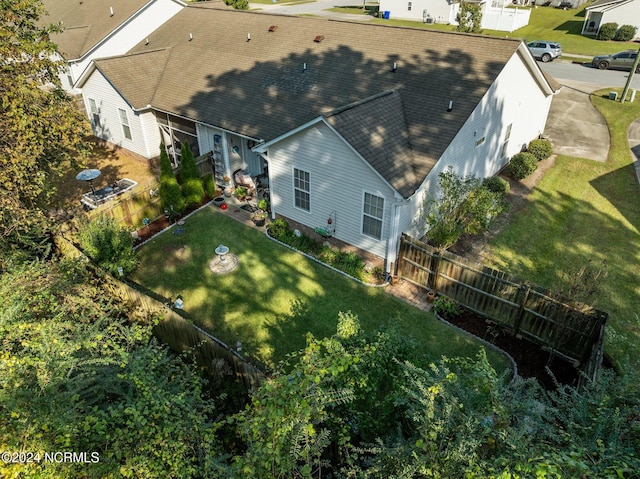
[77,4,559,272]
[377,0,531,33]
[581,0,640,38]
[42,0,185,92]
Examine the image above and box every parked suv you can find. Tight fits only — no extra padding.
[526,41,562,63]
[591,50,640,73]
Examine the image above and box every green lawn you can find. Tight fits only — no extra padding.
[486,89,640,370]
[368,6,638,56]
[132,207,511,373]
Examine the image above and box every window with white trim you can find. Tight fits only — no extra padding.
[408,2,412,10]
[362,192,384,240]
[501,123,512,158]
[293,168,310,211]
[89,99,100,127]
[118,108,132,140]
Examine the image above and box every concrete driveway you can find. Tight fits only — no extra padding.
[544,79,609,162]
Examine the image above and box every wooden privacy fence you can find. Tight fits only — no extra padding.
[90,179,163,229]
[396,234,608,377]
[53,235,265,392]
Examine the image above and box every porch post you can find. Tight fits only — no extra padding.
[221,132,232,179]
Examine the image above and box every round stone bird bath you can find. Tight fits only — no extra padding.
[209,244,239,274]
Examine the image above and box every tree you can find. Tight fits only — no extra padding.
[421,168,506,251]
[159,143,185,214]
[179,141,204,208]
[0,0,90,259]
[0,260,227,478]
[455,1,482,33]
[78,215,139,275]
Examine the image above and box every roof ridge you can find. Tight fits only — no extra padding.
[324,89,399,118]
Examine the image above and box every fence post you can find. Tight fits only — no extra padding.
[431,251,442,294]
[513,283,530,336]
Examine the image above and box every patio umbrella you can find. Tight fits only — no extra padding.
[76,169,101,196]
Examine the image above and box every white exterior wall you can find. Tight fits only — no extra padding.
[400,51,552,239]
[601,3,640,38]
[82,69,156,158]
[378,0,457,24]
[66,0,184,90]
[267,121,396,260]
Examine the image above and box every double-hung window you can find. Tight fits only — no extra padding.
[118,108,132,140]
[362,192,384,240]
[89,99,100,127]
[293,168,310,211]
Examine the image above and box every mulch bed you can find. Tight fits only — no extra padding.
[441,308,582,389]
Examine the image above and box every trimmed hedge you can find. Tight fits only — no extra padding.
[527,139,553,161]
[615,25,637,42]
[203,173,217,199]
[482,176,510,196]
[159,143,185,214]
[179,142,204,208]
[598,22,618,41]
[509,152,538,180]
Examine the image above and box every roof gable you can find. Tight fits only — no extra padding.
[587,0,635,9]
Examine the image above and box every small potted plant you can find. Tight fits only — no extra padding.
[223,176,234,197]
[234,186,248,201]
[253,210,267,227]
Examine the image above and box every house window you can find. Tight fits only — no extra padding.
[118,108,132,140]
[89,98,100,127]
[501,123,512,158]
[408,1,412,10]
[293,168,310,211]
[362,192,384,240]
[475,136,485,147]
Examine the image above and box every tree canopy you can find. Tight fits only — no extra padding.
[0,0,90,260]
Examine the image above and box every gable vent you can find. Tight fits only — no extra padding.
[314,35,324,43]
[268,25,278,32]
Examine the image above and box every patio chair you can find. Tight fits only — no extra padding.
[233,169,257,193]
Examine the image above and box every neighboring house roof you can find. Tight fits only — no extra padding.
[42,0,152,60]
[586,0,636,10]
[83,4,557,197]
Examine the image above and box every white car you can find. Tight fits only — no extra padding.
[527,41,562,63]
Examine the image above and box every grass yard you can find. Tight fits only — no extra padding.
[486,89,640,371]
[132,206,511,373]
[367,6,638,56]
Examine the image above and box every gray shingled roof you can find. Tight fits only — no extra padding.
[92,5,552,197]
[42,0,156,60]
[587,0,630,8]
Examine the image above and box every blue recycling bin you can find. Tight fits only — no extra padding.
[383,10,390,19]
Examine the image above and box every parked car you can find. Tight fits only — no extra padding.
[591,50,640,73]
[526,41,562,63]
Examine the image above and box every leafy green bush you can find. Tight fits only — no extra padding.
[159,143,185,214]
[331,251,365,280]
[268,218,291,240]
[598,22,618,41]
[432,296,462,320]
[482,176,510,196]
[179,142,204,208]
[202,173,216,199]
[615,24,637,41]
[78,216,139,275]
[508,152,538,180]
[527,138,553,161]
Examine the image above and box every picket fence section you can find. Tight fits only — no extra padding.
[396,234,607,378]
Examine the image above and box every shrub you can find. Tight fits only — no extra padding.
[433,297,462,320]
[482,176,510,196]
[615,24,636,42]
[331,251,365,280]
[179,142,204,208]
[597,22,618,41]
[79,216,139,275]
[159,144,185,214]
[508,152,538,180]
[527,138,553,161]
[268,218,291,240]
[202,173,216,199]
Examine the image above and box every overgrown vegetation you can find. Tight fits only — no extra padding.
[78,216,139,276]
[421,168,507,250]
[455,1,482,33]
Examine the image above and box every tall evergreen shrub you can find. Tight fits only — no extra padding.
[159,143,185,214]
[179,142,204,208]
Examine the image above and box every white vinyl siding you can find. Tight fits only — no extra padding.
[119,108,132,140]
[362,192,384,240]
[293,168,310,211]
[268,121,394,259]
